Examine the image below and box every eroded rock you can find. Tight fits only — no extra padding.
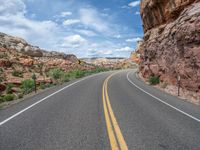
[139,0,200,95]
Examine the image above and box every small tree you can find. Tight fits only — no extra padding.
[32,73,37,93]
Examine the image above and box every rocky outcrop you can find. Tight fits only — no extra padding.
[64,54,78,63]
[0,33,98,96]
[0,32,78,60]
[141,0,197,32]
[0,32,41,56]
[130,41,143,64]
[82,57,135,69]
[139,0,200,102]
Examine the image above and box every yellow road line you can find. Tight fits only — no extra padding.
[102,79,119,150]
[103,73,128,150]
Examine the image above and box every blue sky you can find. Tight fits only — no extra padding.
[0,0,143,58]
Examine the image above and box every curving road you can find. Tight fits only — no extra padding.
[0,70,199,150]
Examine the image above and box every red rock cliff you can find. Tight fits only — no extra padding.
[141,0,197,32]
[139,0,200,100]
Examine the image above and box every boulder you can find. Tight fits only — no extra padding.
[0,59,12,67]
[65,54,78,63]
[20,58,34,66]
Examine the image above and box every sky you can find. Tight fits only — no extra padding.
[0,0,143,58]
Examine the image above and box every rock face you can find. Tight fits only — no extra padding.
[141,0,196,32]
[130,41,143,64]
[139,0,200,100]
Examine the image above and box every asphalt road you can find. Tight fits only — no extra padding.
[0,70,199,150]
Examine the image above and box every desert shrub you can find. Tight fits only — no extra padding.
[74,70,86,78]
[3,94,15,101]
[45,83,54,88]
[12,70,23,77]
[0,96,4,102]
[93,67,108,73]
[149,76,160,85]
[62,73,70,82]
[18,93,24,99]
[21,79,34,94]
[48,68,63,81]
[39,82,46,89]
[0,76,5,82]
[161,82,168,89]
[6,83,14,94]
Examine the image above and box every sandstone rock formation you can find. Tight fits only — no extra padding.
[130,41,143,64]
[140,0,197,32]
[82,57,134,69]
[139,0,200,102]
[0,32,97,97]
[0,32,78,62]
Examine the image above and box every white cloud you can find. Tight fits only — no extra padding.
[126,37,142,42]
[128,1,140,7]
[0,0,135,58]
[60,11,72,17]
[0,0,26,16]
[135,11,140,15]
[116,46,133,52]
[61,34,87,48]
[114,34,121,38]
[64,34,86,43]
[63,19,80,26]
[101,50,112,55]
[79,7,109,32]
[0,0,61,51]
[121,5,129,9]
[76,29,97,37]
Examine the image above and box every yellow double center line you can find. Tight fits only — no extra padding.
[102,73,128,150]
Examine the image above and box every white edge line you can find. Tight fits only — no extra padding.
[127,71,200,123]
[0,72,105,126]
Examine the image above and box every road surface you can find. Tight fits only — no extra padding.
[0,70,199,150]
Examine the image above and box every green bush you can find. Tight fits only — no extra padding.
[3,94,15,101]
[65,68,108,80]
[149,76,160,85]
[21,79,34,94]
[48,68,63,81]
[6,83,14,94]
[12,70,23,77]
